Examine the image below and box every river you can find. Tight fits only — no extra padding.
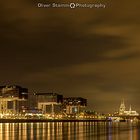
[0,121,139,140]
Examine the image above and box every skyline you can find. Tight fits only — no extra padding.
[1,0,140,113]
[0,84,138,114]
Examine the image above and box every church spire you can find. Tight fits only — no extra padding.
[119,99,125,115]
[129,105,132,112]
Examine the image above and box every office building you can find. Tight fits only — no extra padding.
[34,93,63,114]
[0,85,28,115]
[63,97,87,115]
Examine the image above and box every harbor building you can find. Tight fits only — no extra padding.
[63,97,87,115]
[0,85,28,115]
[34,93,63,114]
[119,100,139,116]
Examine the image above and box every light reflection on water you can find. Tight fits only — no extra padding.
[0,122,139,140]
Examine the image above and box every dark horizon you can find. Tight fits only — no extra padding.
[1,0,140,113]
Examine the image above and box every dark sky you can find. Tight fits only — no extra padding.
[1,0,140,113]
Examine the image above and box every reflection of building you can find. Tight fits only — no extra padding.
[119,100,139,116]
[63,97,87,115]
[0,85,28,114]
[34,93,63,114]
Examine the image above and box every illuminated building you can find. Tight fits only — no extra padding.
[63,97,87,115]
[119,100,126,114]
[0,85,28,115]
[119,100,139,116]
[34,93,63,114]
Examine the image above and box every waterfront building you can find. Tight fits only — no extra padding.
[0,85,28,115]
[119,100,139,116]
[63,97,87,115]
[34,93,63,114]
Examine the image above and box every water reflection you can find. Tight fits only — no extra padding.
[0,122,139,140]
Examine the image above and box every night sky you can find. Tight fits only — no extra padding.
[1,0,140,113]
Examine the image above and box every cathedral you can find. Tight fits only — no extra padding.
[119,100,139,116]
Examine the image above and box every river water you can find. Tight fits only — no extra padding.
[0,121,139,140]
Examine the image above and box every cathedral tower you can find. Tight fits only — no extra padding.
[119,100,125,115]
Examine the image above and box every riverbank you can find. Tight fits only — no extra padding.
[0,118,110,123]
